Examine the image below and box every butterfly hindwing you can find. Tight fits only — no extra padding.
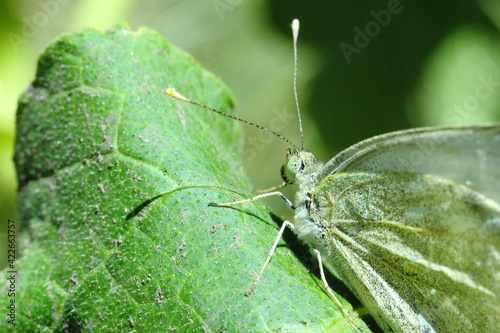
[308,170,500,333]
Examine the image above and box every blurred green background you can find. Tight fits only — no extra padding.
[1,0,499,268]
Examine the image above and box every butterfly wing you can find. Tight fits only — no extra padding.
[308,171,500,333]
[318,125,500,203]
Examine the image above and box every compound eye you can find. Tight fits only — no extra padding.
[281,155,302,184]
[289,156,302,174]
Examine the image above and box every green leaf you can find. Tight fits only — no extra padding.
[4,24,370,332]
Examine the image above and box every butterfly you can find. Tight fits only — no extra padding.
[281,124,500,332]
[167,19,500,333]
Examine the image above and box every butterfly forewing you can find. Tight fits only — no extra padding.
[319,125,500,203]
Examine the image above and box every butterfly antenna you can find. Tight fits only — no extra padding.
[291,19,304,151]
[166,88,299,152]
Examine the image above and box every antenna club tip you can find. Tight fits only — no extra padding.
[165,88,188,101]
[291,19,299,34]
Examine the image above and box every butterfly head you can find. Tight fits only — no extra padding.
[281,149,318,185]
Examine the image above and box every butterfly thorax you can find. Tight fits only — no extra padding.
[281,150,328,249]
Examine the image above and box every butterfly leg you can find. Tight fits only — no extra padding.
[252,181,287,194]
[245,220,295,296]
[314,249,363,333]
[209,191,295,210]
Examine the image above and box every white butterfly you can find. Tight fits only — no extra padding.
[284,125,500,332]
